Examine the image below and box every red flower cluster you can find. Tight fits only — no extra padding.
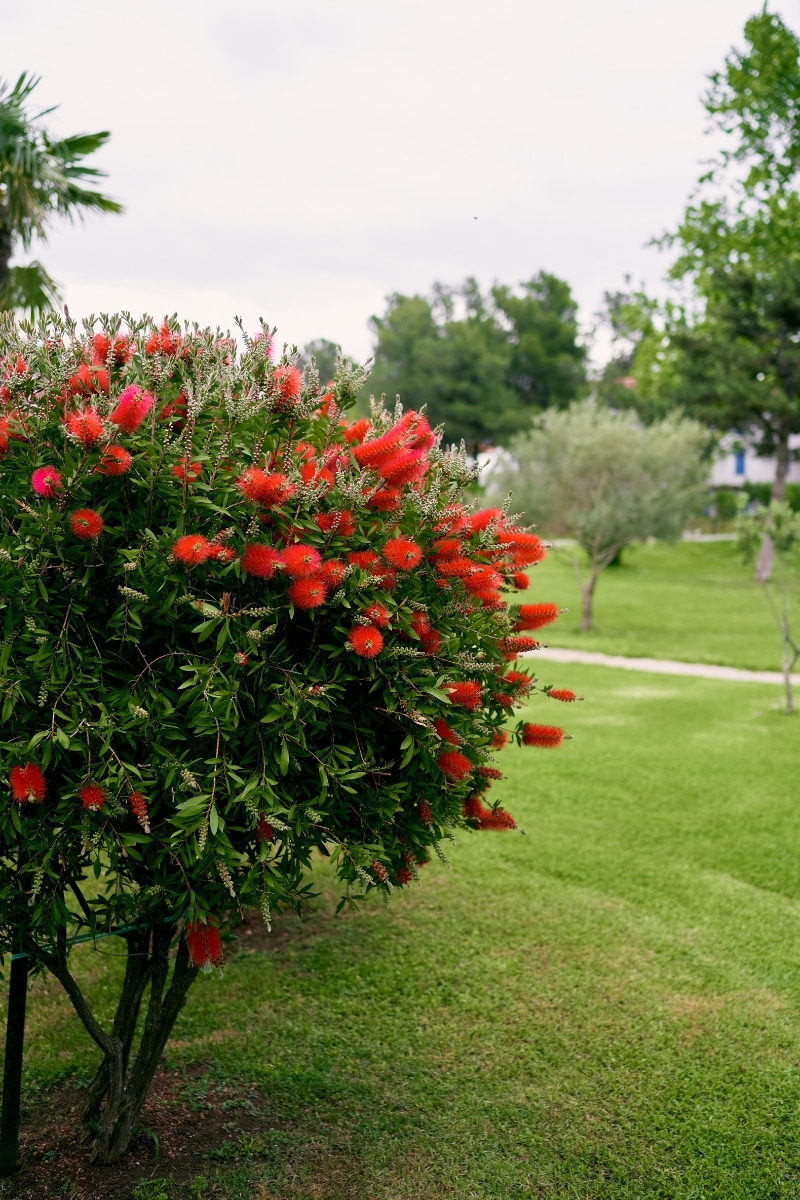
[444,681,482,710]
[349,625,383,658]
[548,689,579,703]
[65,405,104,446]
[96,446,132,476]
[70,508,104,540]
[185,920,224,970]
[236,468,295,506]
[31,466,62,498]
[438,750,472,781]
[128,791,150,831]
[9,763,46,803]
[522,724,564,748]
[173,534,212,565]
[256,816,274,844]
[433,718,459,745]
[383,537,423,571]
[110,384,153,433]
[289,577,327,608]
[514,603,560,632]
[80,784,105,811]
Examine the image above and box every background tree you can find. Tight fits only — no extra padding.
[0,312,572,1170]
[736,501,800,714]
[365,274,585,453]
[488,399,709,631]
[492,271,587,411]
[0,73,122,314]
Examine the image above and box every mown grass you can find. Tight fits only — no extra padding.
[7,665,800,1198]
[522,539,798,672]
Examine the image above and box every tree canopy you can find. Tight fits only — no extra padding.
[365,274,586,453]
[0,73,122,314]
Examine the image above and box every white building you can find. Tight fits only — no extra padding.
[710,432,800,489]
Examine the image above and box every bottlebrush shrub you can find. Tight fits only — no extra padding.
[0,313,574,1164]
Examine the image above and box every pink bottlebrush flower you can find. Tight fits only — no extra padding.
[80,784,105,811]
[31,466,62,498]
[173,534,212,565]
[522,723,564,748]
[288,576,327,609]
[349,625,383,658]
[96,445,132,475]
[438,750,472,781]
[241,543,280,578]
[281,544,322,579]
[65,405,104,446]
[69,508,104,540]
[382,537,422,571]
[110,385,153,433]
[9,763,46,803]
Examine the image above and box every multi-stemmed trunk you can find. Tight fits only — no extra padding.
[41,923,197,1165]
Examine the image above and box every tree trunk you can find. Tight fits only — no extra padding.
[755,432,790,582]
[580,566,600,633]
[45,924,198,1165]
[0,217,12,297]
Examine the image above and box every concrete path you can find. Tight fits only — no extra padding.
[526,645,799,687]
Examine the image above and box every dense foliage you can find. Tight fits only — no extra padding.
[0,312,572,1161]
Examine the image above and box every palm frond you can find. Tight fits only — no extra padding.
[0,260,62,314]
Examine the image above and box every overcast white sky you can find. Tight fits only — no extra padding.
[6,0,797,365]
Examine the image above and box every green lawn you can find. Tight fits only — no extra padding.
[7,665,800,1198]
[523,539,797,672]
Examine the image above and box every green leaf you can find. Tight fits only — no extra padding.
[279,739,289,776]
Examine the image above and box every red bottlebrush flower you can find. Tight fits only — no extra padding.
[288,576,327,608]
[463,794,490,821]
[419,799,433,824]
[171,459,202,482]
[469,507,503,533]
[173,534,212,565]
[80,784,105,811]
[492,729,509,749]
[110,384,153,433]
[158,394,188,424]
[65,404,104,446]
[435,556,475,578]
[522,723,564,748]
[444,681,482,711]
[363,602,391,627]
[69,362,109,396]
[376,448,428,486]
[352,429,404,467]
[315,510,355,537]
[366,487,402,512]
[281,543,322,578]
[479,809,517,831]
[274,364,302,404]
[501,636,541,659]
[503,670,534,693]
[463,566,502,594]
[31,466,62,498]
[420,629,442,656]
[213,545,236,562]
[320,558,347,586]
[343,418,370,444]
[371,859,389,883]
[93,332,133,365]
[438,750,472,781]
[501,530,546,567]
[548,688,580,703]
[349,624,384,658]
[410,612,431,637]
[493,693,514,708]
[256,815,274,843]
[236,468,295,506]
[383,537,422,570]
[145,322,183,357]
[373,569,398,590]
[96,445,132,475]
[185,920,224,970]
[478,766,503,780]
[433,718,459,744]
[348,550,379,571]
[395,866,413,886]
[299,460,335,489]
[70,508,104,540]
[511,572,530,590]
[434,504,469,535]
[240,543,280,578]
[431,537,461,559]
[515,603,560,631]
[9,763,46,804]
[128,791,150,831]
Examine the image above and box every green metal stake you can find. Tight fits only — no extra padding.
[0,953,28,1177]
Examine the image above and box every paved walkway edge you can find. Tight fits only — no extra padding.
[524,646,800,686]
